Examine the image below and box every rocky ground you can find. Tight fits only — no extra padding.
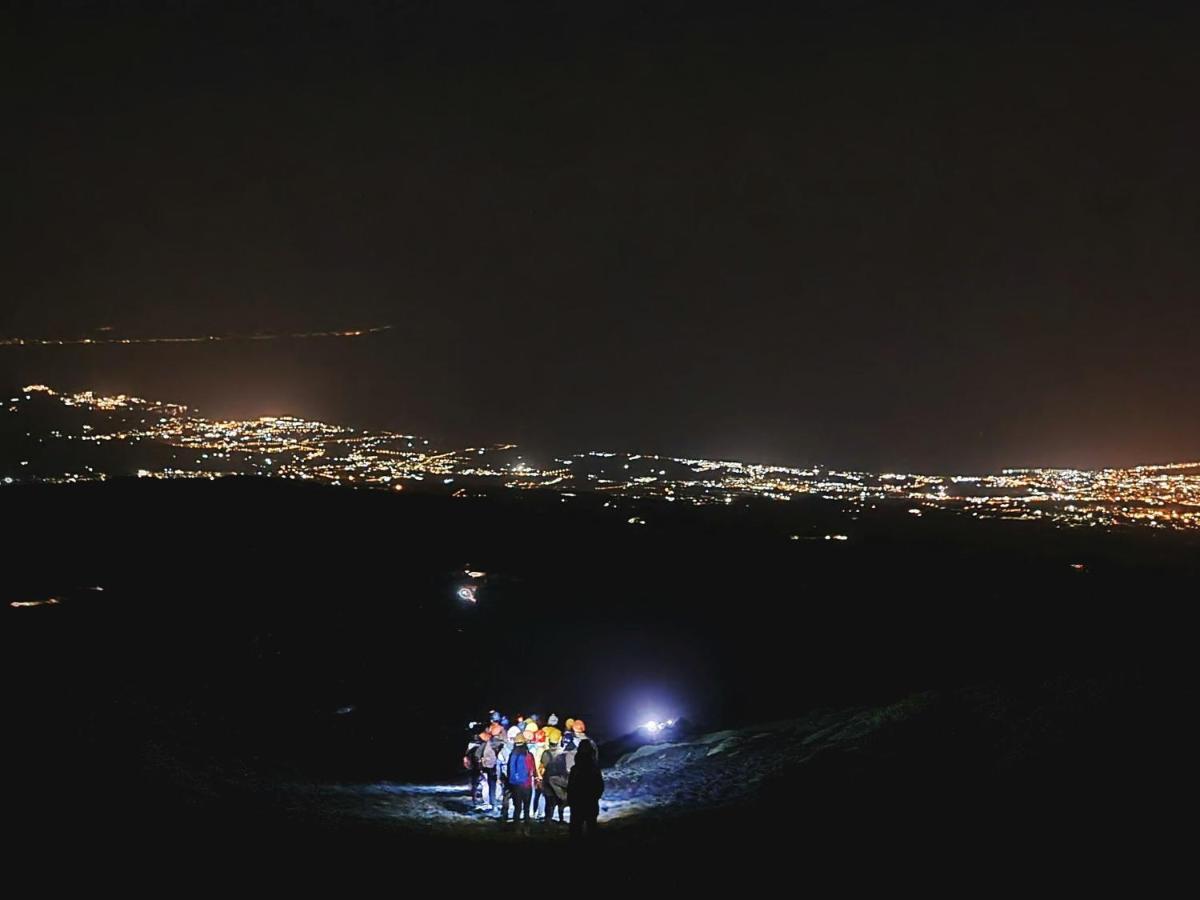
[177,673,1143,851]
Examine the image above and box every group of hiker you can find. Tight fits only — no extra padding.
[463,711,604,839]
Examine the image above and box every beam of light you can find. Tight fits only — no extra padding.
[9,597,60,608]
[0,324,393,347]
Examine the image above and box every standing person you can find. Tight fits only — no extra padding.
[463,733,484,810]
[566,739,604,840]
[503,733,535,824]
[539,737,569,824]
[479,731,499,812]
[543,714,563,747]
[529,728,548,819]
[495,730,514,818]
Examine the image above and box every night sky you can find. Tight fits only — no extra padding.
[4,2,1198,471]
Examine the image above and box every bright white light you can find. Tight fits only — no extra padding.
[642,720,661,733]
[456,586,477,603]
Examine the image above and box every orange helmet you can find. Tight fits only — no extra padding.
[534,730,546,744]
[572,719,586,734]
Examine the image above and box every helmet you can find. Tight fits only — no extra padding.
[524,721,537,734]
[572,719,586,734]
[547,714,559,726]
[515,733,528,745]
[478,731,490,741]
[500,716,510,727]
[487,722,503,736]
[489,710,500,721]
[565,718,575,731]
[534,730,546,744]
[507,726,521,739]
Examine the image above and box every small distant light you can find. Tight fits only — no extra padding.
[457,586,477,603]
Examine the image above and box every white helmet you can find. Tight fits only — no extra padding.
[507,725,521,740]
[547,714,559,726]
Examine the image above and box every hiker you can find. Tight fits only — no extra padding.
[529,727,549,818]
[566,738,604,840]
[479,730,500,811]
[543,714,563,747]
[539,735,570,823]
[503,733,536,823]
[495,730,513,816]
[464,733,484,808]
[520,721,542,817]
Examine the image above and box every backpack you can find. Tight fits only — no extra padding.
[509,750,532,786]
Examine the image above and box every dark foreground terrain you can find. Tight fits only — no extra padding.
[4,478,1190,866]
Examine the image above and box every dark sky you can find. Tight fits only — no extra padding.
[3,1,1198,471]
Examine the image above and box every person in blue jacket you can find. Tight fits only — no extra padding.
[502,733,536,823]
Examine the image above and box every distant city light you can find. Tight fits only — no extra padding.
[2,384,1197,533]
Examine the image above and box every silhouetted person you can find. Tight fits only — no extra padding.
[566,738,604,840]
